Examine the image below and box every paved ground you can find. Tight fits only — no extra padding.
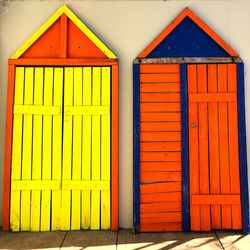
[0,229,249,249]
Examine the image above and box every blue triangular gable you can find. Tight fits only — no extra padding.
[147,17,230,58]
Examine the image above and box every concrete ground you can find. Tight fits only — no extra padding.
[0,229,249,250]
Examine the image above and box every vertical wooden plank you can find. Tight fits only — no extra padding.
[101,67,111,229]
[218,64,231,229]
[197,64,211,231]
[10,67,24,231]
[91,67,101,230]
[61,67,73,230]
[71,67,82,230]
[229,64,243,230]
[133,63,140,232]
[3,64,16,231]
[180,63,189,232]
[81,67,92,229]
[41,67,53,231]
[51,67,63,230]
[60,14,67,59]
[188,64,200,231]
[30,67,43,231]
[111,63,119,231]
[237,63,249,233]
[208,64,221,229]
[21,67,34,231]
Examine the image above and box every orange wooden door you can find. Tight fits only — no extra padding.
[188,64,242,231]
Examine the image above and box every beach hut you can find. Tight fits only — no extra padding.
[3,5,119,232]
[133,7,249,233]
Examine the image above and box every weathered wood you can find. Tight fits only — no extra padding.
[135,57,242,64]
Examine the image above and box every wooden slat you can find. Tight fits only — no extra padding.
[208,64,221,229]
[140,112,181,122]
[21,67,34,231]
[141,152,181,162]
[140,64,179,73]
[111,63,119,230]
[141,192,181,203]
[140,182,181,194]
[191,195,241,205]
[141,122,181,132]
[197,64,211,231]
[141,132,181,142]
[64,106,109,116]
[14,105,61,115]
[91,67,101,230]
[140,142,181,152]
[188,64,201,231]
[10,67,24,231]
[51,68,63,231]
[140,83,180,93]
[12,180,60,190]
[41,67,53,231]
[71,67,82,230]
[228,64,242,229]
[140,73,180,83]
[141,162,181,172]
[140,103,180,112]
[61,67,73,230]
[140,222,182,232]
[30,67,43,231]
[140,212,182,223]
[141,202,182,213]
[81,67,92,229]
[218,64,231,229]
[140,93,180,102]
[101,67,111,229]
[189,93,236,103]
[141,172,181,182]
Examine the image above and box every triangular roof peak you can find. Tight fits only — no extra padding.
[138,7,238,58]
[11,5,117,59]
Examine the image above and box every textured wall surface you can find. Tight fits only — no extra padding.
[0,0,250,228]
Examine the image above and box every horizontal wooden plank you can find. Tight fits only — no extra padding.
[140,112,181,122]
[64,106,109,116]
[189,93,237,103]
[141,192,181,203]
[141,171,181,182]
[141,182,181,194]
[140,222,182,232]
[141,122,181,132]
[62,180,110,190]
[141,202,182,213]
[141,152,181,162]
[140,83,180,93]
[135,57,242,64]
[140,64,179,74]
[191,195,241,205]
[11,180,60,190]
[140,212,182,223]
[141,103,180,112]
[141,162,181,172]
[14,105,61,115]
[140,73,180,83]
[140,93,180,102]
[10,58,118,66]
[140,142,181,151]
[141,132,181,142]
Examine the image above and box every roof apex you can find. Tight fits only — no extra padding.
[137,7,238,58]
[11,5,117,59]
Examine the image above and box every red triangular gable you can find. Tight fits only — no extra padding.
[21,14,108,59]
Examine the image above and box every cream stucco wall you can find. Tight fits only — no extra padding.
[0,0,250,229]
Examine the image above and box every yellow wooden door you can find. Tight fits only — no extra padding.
[10,66,111,231]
